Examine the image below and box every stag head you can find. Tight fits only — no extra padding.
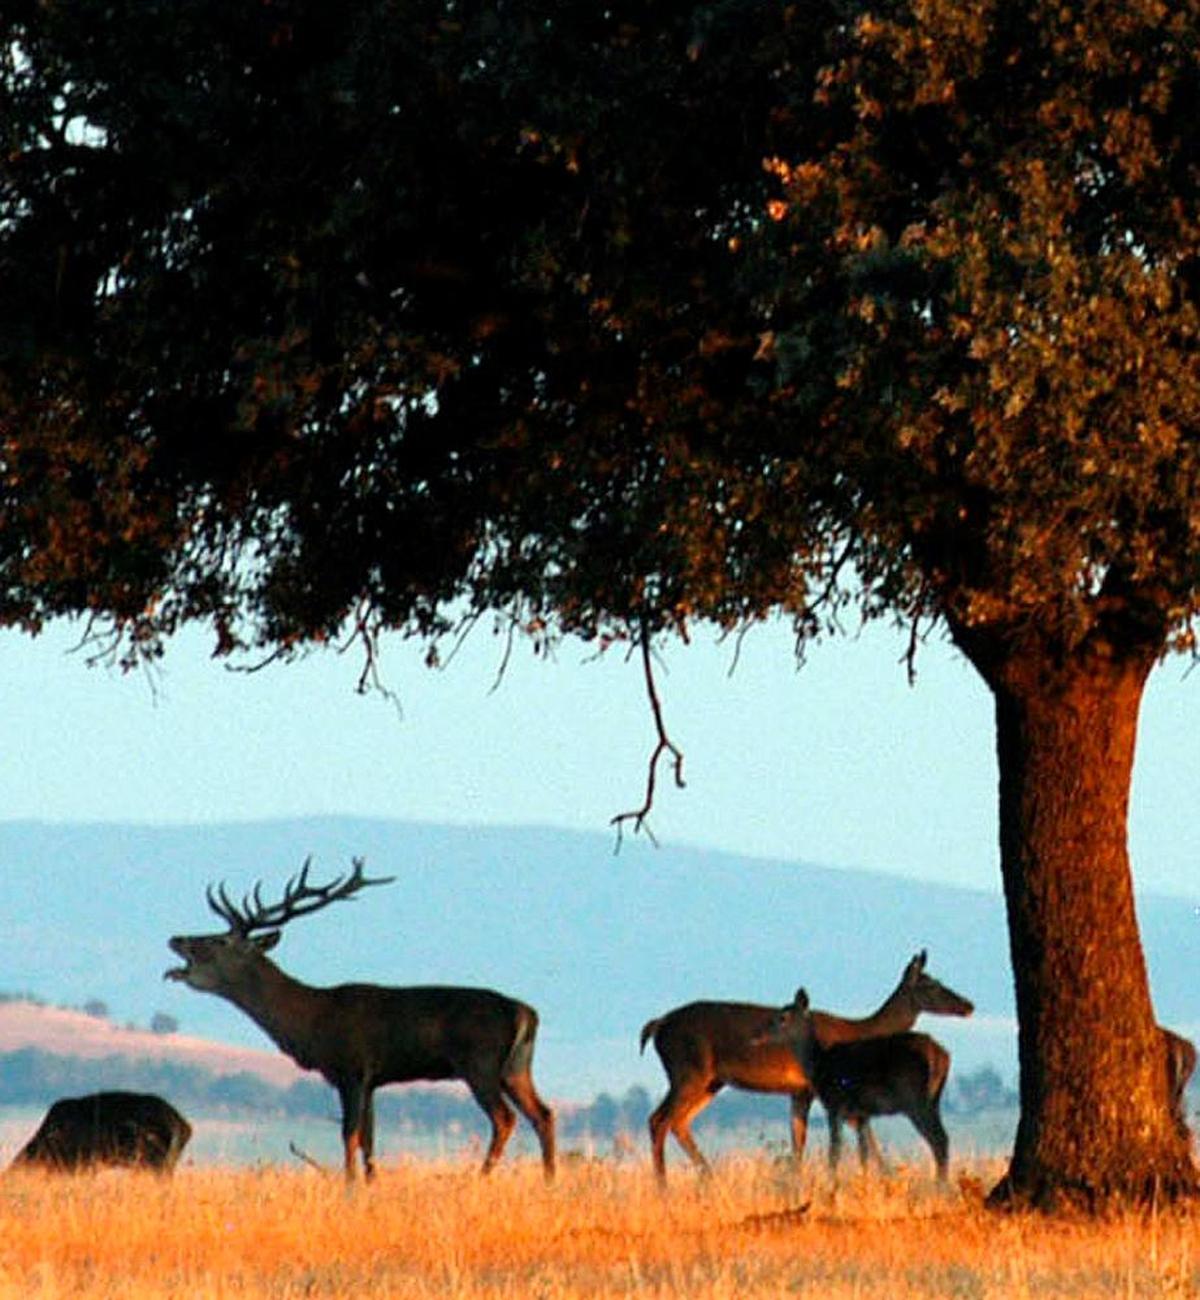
[166,857,393,993]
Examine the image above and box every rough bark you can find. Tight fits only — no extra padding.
[954,627,1198,1211]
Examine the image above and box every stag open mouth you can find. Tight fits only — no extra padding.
[164,936,193,981]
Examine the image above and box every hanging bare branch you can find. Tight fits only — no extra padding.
[902,582,937,686]
[611,627,686,850]
[904,608,923,687]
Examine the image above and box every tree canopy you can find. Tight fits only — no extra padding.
[1,0,805,663]
[4,0,1200,1209]
[757,0,1200,676]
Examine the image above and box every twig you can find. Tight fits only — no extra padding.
[227,643,292,674]
[438,606,483,673]
[333,599,404,721]
[902,584,934,686]
[904,609,922,686]
[611,629,686,850]
[288,1140,329,1173]
[488,614,518,695]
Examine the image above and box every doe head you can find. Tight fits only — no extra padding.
[903,949,975,1018]
[752,987,813,1048]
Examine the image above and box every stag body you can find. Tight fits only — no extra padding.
[759,989,953,1179]
[167,859,555,1180]
[640,950,972,1182]
[11,1091,191,1173]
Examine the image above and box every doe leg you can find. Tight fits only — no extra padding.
[648,1082,717,1185]
[826,1110,845,1178]
[912,1106,950,1181]
[854,1118,889,1174]
[789,1089,814,1164]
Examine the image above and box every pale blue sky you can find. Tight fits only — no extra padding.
[4,614,1200,898]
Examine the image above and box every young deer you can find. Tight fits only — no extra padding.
[166,857,555,1181]
[757,987,953,1180]
[639,950,972,1182]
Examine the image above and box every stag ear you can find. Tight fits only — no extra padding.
[791,987,810,1013]
[253,931,282,953]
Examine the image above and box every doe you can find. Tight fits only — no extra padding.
[756,987,953,1181]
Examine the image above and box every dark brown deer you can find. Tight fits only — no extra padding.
[10,1092,192,1173]
[1163,1027,1196,1140]
[639,949,972,1182]
[166,857,556,1181]
[758,988,953,1180]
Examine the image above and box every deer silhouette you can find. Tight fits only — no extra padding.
[167,857,555,1180]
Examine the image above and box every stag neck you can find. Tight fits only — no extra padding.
[211,955,324,1065]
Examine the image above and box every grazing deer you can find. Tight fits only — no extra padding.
[166,857,556,1181]
[639,949,972,1182]
[10,1091,191,1173]
[757,988,953,1180]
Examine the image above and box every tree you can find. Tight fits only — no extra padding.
[149,1012,179,1036]
[952,1065,1017,1116]
[2,0,1198,1209]
[741,0,1200,1209]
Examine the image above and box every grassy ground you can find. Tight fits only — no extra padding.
[1,1154,1197,1298]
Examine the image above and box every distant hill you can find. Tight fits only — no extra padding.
[0,1000,304,1087]
[2,817,1196,1099]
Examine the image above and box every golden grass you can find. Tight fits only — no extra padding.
[1,1153,1197,1299]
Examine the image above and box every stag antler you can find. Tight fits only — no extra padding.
[206,857,395,934]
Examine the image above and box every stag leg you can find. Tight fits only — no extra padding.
[466,1079,517,1174]
[337,1079,374,1181]
[360,1090,377,1181]
[502,1072,557,1181]
[788,1088,815,1163]
[648,1082,717,1183]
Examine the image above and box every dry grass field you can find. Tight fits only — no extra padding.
[1,1153,1197,1299]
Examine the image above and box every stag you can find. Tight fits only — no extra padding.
[10,1092,191,1173]
[166,858,556,1180]
[757,987,953,1180]
[639,949,972,1181]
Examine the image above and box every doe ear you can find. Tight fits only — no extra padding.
[791,987,810,1013]
[253,930,282,954]
[905,949,928,981]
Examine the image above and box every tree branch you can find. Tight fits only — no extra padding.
[611,629,686,850]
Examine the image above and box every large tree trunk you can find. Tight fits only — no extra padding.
[955,629,1197,1210]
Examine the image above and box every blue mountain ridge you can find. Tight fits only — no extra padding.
[2,817,1195,1099]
